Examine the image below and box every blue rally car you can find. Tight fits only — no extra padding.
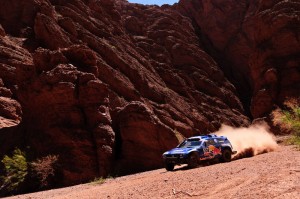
[162,134,237,171]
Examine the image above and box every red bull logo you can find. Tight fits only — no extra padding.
[210,145,222,155]
[204,145,222,157]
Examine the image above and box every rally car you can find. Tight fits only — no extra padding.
[162,134,237,171]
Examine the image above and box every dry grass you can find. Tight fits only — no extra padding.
[89,177,106,185]
[31,155,58,187]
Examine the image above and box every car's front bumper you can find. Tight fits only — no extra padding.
[163,154,187,165]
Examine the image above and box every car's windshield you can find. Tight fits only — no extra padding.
[178,139,201,148]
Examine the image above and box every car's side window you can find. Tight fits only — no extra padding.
[207,139,216,145]
[217,138,224,143]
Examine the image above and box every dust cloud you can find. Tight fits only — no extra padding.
[215,124,278,159]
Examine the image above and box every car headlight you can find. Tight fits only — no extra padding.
[162,152,169,158]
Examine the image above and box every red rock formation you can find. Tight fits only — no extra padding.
[0,34,33,128]
[114,101,180,174]
[0,0,298,188]
[178,0,300,118]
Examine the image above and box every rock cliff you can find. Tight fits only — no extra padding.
[0,0,299,186]
[177,0,300,118]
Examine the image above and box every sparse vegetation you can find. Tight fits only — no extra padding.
[285,135,300,146]
[0,149,28,193]
[272,98,300,147]
[89,175,116,185]
[31,155,59,187]
[0,149,59,196]
[90,177,106,185]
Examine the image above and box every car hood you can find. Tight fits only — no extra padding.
[164,147,198,155]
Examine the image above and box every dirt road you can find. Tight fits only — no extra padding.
[8,145,300,199]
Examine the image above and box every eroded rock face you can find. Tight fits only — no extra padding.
[115,101,180,174]
[0,97,22,128]
[0,34,33,128]
[0,0,298,187]
[18,63,114,184]
[178,0,300,118]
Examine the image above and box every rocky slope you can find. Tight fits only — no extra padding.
[0,0,299,188]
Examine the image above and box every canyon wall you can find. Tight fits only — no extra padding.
[0,0,299,186]
[177,0,300,118]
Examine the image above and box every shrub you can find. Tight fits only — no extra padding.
[30,155,59,187]
[272,98,300,146]
[0,150,59,196]
[286,135,300,146]
[0,149,28,193]
[90,177,106,185]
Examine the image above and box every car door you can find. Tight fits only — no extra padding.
[203,139,215,158]
[206,139,222,157]
[200,141,209,160]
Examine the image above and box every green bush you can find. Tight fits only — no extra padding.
[0,149,28,192]
[0,149,59,195]
[272,98,300,146]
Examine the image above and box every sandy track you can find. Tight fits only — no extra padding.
[7,145,300,199]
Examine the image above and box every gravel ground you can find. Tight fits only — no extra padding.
[6,144,300,199]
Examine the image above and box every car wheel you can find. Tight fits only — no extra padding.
[187,153,199,168]
[165,163,174,171]
[221,148,232,162]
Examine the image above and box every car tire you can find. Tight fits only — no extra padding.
[165,163,174,171]
[187,153,199,168]
[221,148,232,162]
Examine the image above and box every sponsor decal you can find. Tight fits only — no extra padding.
[203,145,222,157]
